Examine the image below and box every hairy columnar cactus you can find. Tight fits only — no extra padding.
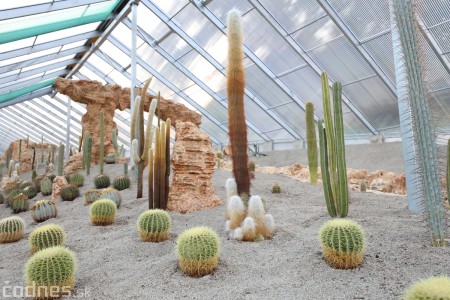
[25,246,77,299]
[8,159,15,177]
[0,216,25,243]
[319,219,365,269]
[29,224,65,253]
[57,143,64,176]
[137,209,172,242]
[99,111,105,174]
[227,9,250,198]
[176,227,221,277]
[403,275,450,300]
[306,101,318,184]
[90,199,117,225]
[393,0,446,246]
[112,128,119,159]
[30,200,57,223]
[318,72,348,218]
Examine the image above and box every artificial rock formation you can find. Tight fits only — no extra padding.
[168,122,222,213]
[2,140,54,174]
[52,176,68,200]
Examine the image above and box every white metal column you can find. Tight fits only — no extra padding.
[129,0,138,169]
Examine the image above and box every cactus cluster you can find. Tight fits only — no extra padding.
[90,199,117,226]
[113,175,130,191]
[100,188,121,208]
[4,180,18,193]
[29,224,65,253]
[83,189,102,205]
[94,174,110,189]
[25,246,77,299]
[30,200,58,223]
[137,209,172,242]
[403,275,450,300]
[0,216,26,243]
[176,227,221,277]
[12,193,29,213]
[60,185,80,202]
[319,219,365,269]
[69,173,84,187]
[40,178,53,196]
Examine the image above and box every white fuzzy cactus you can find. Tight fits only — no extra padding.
[242,217,257,241]
[226,178,238,200]
[227,196,246,230]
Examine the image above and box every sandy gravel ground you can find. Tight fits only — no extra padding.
[0,143,449,300]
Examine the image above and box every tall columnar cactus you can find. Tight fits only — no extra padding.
[30,200,57,223]
[319,219,365,269]
[51,144,56,165]
[18,139,22,165]
[137,209,172,242]
[306,102,318,184]
[112,128,119,159]
[99,111,105,174]
[29,224,65,253]
[82,131,92,174]
[40,135,44,163]
[227,9,250,199]
[25,246,77,299]
[0,216,25,243]
[318,72,348,218]
[403,275,450,300]
[393,0,446,246]
[90,199,117,225]
[131,78,156,199]
[8,159,15,177]
[57,143,64,176]
[447,139,449,205]
[176,227,221,277]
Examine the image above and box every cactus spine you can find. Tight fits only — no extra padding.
[113,176,130,191]
[0,216,25,243]
[99,111,105,174]
[29,224,65,253]
[393,0,446,246]
[57,143,64,176]
[90,199,117,225]
[306,102,318,184]
[227,9,250,199]
[318,72,348,218]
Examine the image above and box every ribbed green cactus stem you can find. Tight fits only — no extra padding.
[90,199,117,225]
[124,162,128,175]
[393,0,446,246]
[99,111,105,174]
[318,120,336,217]
[29,224,65,253]
[40,135,44,163]
[137,209,172,242]
[403,275,450,300]
[148,148,154,209]
[51,144,56,165]
[305,101,318,184]
[30,200,57,223]
[159,121,167,210]
[164,118,171,210]
[0,216,25,243]
[112,128,119,159]
[154,128,161,208]
[57,143,64,176]
[227,9,250,198]
[447,139,449,205]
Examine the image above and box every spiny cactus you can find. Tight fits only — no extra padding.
[33,175,45,193]
[29,224,65,253]
[25,246,77,299]
[305,101,318,184]
[104,153,116,164]
[226,195,246,230]
[12,193,29,213]
[47,174,56,183]
[20,181,34,189]
[57,143,64,176]
[137,209,172,242]
[0,216,25,243]
[4,181,18,193]
[69,173,84,187]
[403,275,450,300]
[99,111,105,174]
[176,227,221,277]
[83,189,102,205]
[94,174,110,189]
[99,188,121,208]
[319,219,365,269]
[7,159,15,178]
[40,178,53,196]
[30,200,57,223]
[124,162,128,175]
[60,185,79,202]
[113,175,130,191]
[32,169,37,181]
[227,9,250,198]
[318,72,348,218]
[112,128,120,159]
[271,183,281,194]
[7,190,22,207]
[82,131,92,175]
[23,185,37,199]
[225,178,238,201]
[90,199,117,226]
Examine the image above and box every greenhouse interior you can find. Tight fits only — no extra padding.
[0,0,449,299]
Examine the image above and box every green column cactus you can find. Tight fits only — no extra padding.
[0,216,25,243]
[30,200,57,223]
[90,199,117,225]
[57,143,64,176]
[25,246,77,299]
[18,139,22,165]
[40,135,44,163]
[393,0,446,246]
[82,131,92,175]
[447,139,449,205]
[306,101,318,184]
[29,224,65,253]
[137,209,172,242]
[176,226,221,277]
[112,128,119,159]
[318,72,348,218]
[403,275,450,300]
[51,144,56,165]
[319,219,365,269]
[99,111,105,174]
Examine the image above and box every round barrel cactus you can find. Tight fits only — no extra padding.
[40,178,53,196]
[6,189,22,207]
[94,174,110,189]
[0,216,25,243]
[23,185,37,199]
[90,199,117,226]
[4,181,19,193]
[69,173,84,187]
[403,275,450,300]
[20,181,34,189]
[104,154,116,164]
[99,188,121,208]
[83,189,102,205]
[319,219,365,269]
[33,175,45,193]
[137,209,172,242]
[113,176,130,191]
[12,193,29,213]
[29,224,65,253]
[176,226,221,277]
[60,185,79,202]
[25,246,77,299]
[30,200,57,223]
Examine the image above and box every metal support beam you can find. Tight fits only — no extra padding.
[65,98,72,161]
[129,0,138,169]
[247,0,379,135]
[0,70,64,94]
[0,87,53,109]
[142,0,302,140]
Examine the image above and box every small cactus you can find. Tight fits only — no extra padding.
[83,189,102,205]
[69,173,84,187]
[360,181,367,192]
[25,246,77,299]
[60,185,79,202]
[29,224,65,253]
[104,154,116,164]
[99,188,121,208]
[40,178,53,196]
[33,175,45,193]
[176,226,221,277]
[20,181,34,189]
[23,185,37,199]
[30,200,58,223]
[225,178,238,200]
[113,175,131,191]
[0,193,3,204]
[248,160,256,172]
[137,209,172,242]
[90,199,117,226]
[227,195,246,230]
[216,150,224,159]
[271,183,281,194]
[6,190,22,207]
[12,193,29,213]
[319,219,365,269]
[0,216,25,243]
[403,275,450,300]
[94,174,110,189]
[4,181,18,193]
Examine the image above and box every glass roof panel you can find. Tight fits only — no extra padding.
[0,0,57,10]
[342,111,372,136]
[183,85,228,123]
[159,34,192,61]
[21,55,75,72]
[111,22,144,48]
[361,33,396,83]
[0,37,35,53]
[136,4,171,41]
[291,17,342,51]
[272,102,307,137]
[264,128,294,141]
[205,0,252,25]
[87,53,115,75]
[152,0,189,18]
[78,66,107,84]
